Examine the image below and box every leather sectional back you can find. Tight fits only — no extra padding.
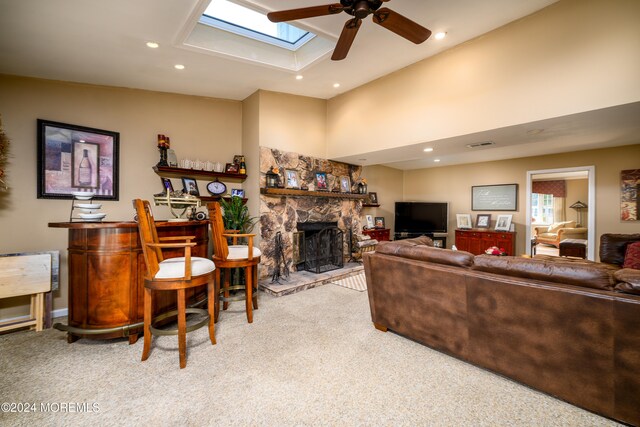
[600,233,640,265]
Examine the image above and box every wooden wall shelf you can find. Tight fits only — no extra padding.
[260,188,368,200]
[153,166,247,182]
[362,203,380,208]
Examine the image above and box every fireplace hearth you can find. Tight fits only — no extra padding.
[297,222,344,274]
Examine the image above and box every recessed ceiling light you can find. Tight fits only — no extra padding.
[174,64,185,70]
[434,159,441,162]
[358,158,367,161]
[296,75,303,80]
[333,83,340,88]
[423,147,434,152]
[526,128,544,135]
[146,41,159,49]
[434,32,447,40]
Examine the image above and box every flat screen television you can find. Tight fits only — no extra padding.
[395,202,449,234]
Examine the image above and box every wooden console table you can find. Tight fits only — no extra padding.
[363,228,391,242]
[49,220,209,343]
[455,228,516,255]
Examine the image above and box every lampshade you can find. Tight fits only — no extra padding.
[570,201,587,209]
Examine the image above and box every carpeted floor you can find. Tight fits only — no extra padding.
[0,285,620,426]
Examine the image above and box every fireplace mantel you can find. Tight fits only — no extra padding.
[260,188,368,200]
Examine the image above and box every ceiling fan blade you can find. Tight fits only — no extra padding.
[267,4,343,23]
[331,18,362,61]
[372,7,432,44]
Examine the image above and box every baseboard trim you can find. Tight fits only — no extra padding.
[0,308,68,325]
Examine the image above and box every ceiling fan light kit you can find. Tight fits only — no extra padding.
[267,0,431,60]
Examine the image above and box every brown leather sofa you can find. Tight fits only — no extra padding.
[363,235,640,425]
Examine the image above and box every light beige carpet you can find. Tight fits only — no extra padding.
[0,284,620,426]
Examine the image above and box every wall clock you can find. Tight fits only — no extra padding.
[206,179,227,196]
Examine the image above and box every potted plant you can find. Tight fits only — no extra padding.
[219,196,257,233]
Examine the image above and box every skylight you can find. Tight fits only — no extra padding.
[200,0,315,51]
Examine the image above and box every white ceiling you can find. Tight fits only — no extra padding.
[1,0,638,169]
[0,0,558,100]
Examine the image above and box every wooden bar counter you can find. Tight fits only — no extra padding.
[49,220,209,343]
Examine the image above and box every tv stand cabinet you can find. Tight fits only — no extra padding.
[454,229,516,255]
[394,232,447,248]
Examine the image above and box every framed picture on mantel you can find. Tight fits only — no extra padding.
[37,119,119,200]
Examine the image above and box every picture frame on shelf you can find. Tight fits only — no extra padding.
[339,175,351,193]
[37,119,119,200]
[368,192,378,204]
[495,214,513,231]
[182,177,199,196]
[233,155,244,165]
[365,214,374,229]
[161,177,173,192]
[456,213,472,229]
[315,171,328,191]
[166,149,178,167]
[285,169,300,189]
[225,163,239,173]
[375,216,385,228]
[475,214,491,228]
[231,188,245,198]
[432,239,444,248]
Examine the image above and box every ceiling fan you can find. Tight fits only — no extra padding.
[267,0,432,60]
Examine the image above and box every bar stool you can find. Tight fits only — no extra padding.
[207,201,261,323]
[133,199,217,369]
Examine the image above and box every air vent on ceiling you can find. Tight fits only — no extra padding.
[466,141,495,148]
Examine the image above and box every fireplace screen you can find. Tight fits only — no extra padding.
[295,222,344,274]
[303,226,344,274]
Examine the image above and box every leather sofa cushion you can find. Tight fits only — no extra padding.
[599,233,640,266]
[473,255,619,290]
[615,268,640,295]
[377,239,474,268]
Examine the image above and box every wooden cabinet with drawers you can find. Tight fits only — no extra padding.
[455,228,516,255]
[363,228,391,241]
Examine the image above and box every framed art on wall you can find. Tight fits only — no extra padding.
[37,119,119,200]
[471,184,518,211]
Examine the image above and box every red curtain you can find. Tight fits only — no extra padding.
[532,180,566,197]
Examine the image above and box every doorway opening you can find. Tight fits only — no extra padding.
[526,166,595,260]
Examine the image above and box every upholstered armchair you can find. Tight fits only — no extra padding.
[533,221,588,247]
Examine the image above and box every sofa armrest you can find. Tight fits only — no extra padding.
[533,226,548,236]
[558,227,588,239]
[614,268,640,295]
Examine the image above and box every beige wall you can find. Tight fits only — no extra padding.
[257,90,327,159]
[403,144,640,255]
[0,74,242,319]
[361,165,404,235]
[565,179,589,225]
[242,91,261,241]
[327,0,640,158]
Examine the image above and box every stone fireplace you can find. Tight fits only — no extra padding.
[259,147,364,279]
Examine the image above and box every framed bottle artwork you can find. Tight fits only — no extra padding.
[37,119,119,200]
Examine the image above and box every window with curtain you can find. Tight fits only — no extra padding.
[532,180,566,225]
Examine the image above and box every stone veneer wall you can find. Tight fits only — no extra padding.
[259,147,364,278]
